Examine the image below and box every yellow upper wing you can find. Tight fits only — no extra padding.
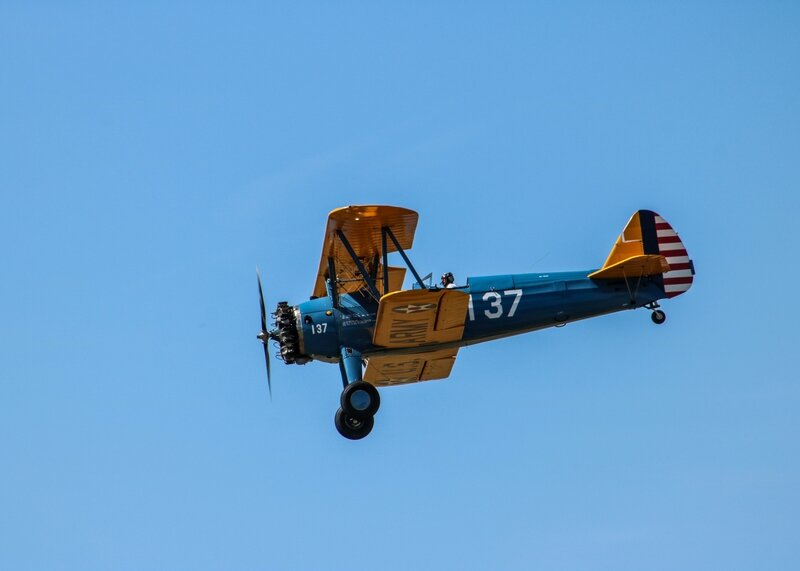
[312,205,418,298]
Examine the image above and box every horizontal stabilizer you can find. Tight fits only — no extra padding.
[588,254,670,280]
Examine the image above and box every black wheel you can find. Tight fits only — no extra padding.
[340,381,380,419]
[651,309,666,325]
[335,408,374,440]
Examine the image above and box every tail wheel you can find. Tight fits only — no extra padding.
[335,408,374,440]
[341,381,380,419]
[651,309,666,325]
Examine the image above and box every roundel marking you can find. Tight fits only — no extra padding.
[392,303,438,314]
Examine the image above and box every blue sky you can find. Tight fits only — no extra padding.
[2,2,799,570]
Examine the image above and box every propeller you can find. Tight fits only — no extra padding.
[256,268,272,399]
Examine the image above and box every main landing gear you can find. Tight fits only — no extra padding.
[336,381,381,440]
[335,346,381,440]
[645,302,666,325]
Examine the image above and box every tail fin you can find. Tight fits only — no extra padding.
[590,210,695,298]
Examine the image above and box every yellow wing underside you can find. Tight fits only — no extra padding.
[364,348,459,386]
[372,289,469,347]
[365,289,469,386]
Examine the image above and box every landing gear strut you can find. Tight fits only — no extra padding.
[335,347,380,440]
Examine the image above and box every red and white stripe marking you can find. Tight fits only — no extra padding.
[655,214,693,298]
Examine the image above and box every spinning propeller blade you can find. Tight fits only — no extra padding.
[256,268,272,399]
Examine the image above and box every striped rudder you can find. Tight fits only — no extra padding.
[649,212,694,298]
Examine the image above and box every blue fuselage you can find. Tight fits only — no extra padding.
[295,270,664,361]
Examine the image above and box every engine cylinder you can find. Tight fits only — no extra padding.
[273,302,310,365]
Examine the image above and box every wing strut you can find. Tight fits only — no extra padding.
[622,267,644,306]
[384,226,426,290]
[335,230,382,300]
[381,227,389,296]
[326,256,339,307]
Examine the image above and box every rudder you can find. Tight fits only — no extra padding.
[648,211,695,298]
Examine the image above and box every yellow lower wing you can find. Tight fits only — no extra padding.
[364,348,459,386]
[372,289,469,348]
[588,254,670,279]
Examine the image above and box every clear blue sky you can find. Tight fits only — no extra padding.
[2,2,798,570]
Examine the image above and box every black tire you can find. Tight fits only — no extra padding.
[651,309,666,325]
[335,408,374,440]
[340,381,380,419]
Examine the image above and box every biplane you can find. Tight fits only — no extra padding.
[257,206,695,439]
